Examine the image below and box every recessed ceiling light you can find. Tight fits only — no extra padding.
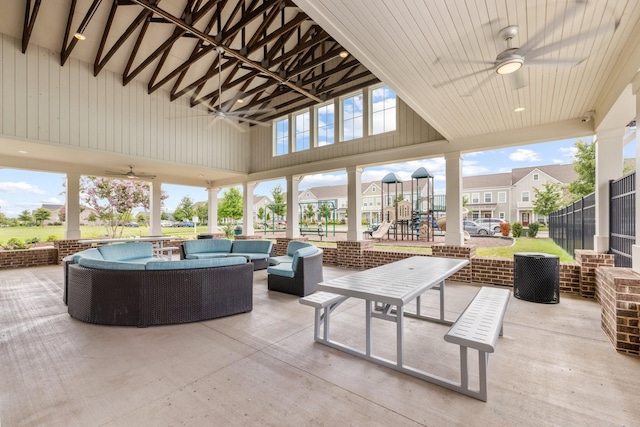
[18,150,28,154]
[513,107,526,112]
[237,99,244,104]
[74,32,86,41]
[339,51,349,58]
[198,174,204,178]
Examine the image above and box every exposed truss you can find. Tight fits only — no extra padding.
[21,0,378,125]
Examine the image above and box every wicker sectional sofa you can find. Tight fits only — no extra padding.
[267,243,324,297]
[65,242,254,327]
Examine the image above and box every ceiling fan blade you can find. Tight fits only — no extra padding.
[220,117,247,132]
[526,58,587,67]
[432,66,494,89]
[519,27,604,60]
[517,0,586,54]
[104,170,126,176]
[228,115,271,126]
[463,72,497,97]
[509,71,526,91]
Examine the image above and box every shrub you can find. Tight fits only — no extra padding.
[528,222,539,238]
[4,238,29,250]
[46,235,58,242]
[222,223,235,239]
[26,237,40,244]
[511,222,523,238]
[499,222,511,237]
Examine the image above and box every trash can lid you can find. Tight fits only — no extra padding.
[514,252,559,259]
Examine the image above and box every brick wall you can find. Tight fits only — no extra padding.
[363,250,430,269]
[560,263,581,294]
[321,246,338,265]
[597,266,640,356]
[472,257,513,285]
[576,250,615,300]
[54,240,93,263]
[431,244,474,282]
[273,237,309,256]
[0,247,58,269]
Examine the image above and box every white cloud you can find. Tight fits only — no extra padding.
[42,197,62,204]
[560,146,578,159]
[509,149,540,162]
[301,173,346,187]
[0,182,47,195]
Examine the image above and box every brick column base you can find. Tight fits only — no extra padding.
[597,266,640,356]
[54,240,94,264]
[431,244,474,282]
[336,240,373,269]
[576,250,615,300]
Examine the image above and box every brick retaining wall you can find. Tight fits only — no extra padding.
[363,250,429,269]
[576,250,615,300]
[0,247,58,269]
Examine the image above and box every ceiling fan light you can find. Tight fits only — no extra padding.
[496,57,523,75]
[74,32,86,41]
[339,50,349,58]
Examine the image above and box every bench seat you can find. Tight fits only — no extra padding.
[444,286,510,401]
[300,291,349,341]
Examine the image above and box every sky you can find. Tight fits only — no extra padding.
[0,135,635,218]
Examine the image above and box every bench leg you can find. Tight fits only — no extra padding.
[459,346,489,402]
[459,346,469,391]
[478,350,488,402]
[313,308,322,341]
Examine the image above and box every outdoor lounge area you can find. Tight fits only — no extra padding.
[2,264,639,425]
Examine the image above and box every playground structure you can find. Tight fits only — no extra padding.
[378,168,438,241]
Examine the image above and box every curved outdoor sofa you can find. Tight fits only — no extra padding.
[267,245,324,297]
[66,242,254,327]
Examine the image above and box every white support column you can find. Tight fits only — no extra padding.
[594,127,625,252]
[243,182,256,236]
[286,175,301,239]
[347,166,364,241]
[65,173,81,239]
[149,181,162,236]
[208,186,220,233]
[444,152,464,246]
[632,74,640,272]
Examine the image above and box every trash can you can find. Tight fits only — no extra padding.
[513,252,559,303]
[234,225,243,236]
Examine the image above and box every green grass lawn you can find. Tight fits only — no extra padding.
[476,237,574,262]
[0,225,198,244]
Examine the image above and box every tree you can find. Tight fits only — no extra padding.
[319,203,331,221]
[161,211,169,221]
[81,176,161,238]
[173,196,195,222]
[58,207,66,222]
[257,206,265,222]
[568,139,595,199]
[33,207,51,226]
[218,187,243,222]
[196,203,208,224]
[136,212,147,225]
[271,184,286,219]
[87,212,98,224]
[18,210,33,225]
[304,204,315,223]
[533,181,564,217]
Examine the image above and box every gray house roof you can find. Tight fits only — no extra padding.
[463,163,579,189]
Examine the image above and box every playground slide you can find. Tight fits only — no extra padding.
[371,220,393,239]
[435,217,471,240]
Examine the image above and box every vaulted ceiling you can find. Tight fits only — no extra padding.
[15,0,377,125]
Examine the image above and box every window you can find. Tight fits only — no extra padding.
[499,212,505,219]
[294,111,310,151]
[484,192,492,203]
[341,92,363,141]
[533,173,539,181]
[274,118,288,156]
[498,191,506,203]
[471,193,479,204]
[522,191,530,202]
[316,102,334,146]
[372,186,376,192]
[370,85,396,135]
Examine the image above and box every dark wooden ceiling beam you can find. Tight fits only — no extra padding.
[219,0,282,45]
[21,0,42,53]
[61,0,104,66]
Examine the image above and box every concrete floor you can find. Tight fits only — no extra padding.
[1,265,639,426]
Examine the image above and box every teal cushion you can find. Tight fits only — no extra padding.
[183,239,232,255]
[230,252,269,261]
[145,257,247,270]
[268,255,294,266]
[287,241,313,257]
[186,253,229,260]
[292,246,319,271]
[78,257,147,270]
[72,248,104,263]
[231,240,273,255]
[267,263,295,278]
[98,242,153,261]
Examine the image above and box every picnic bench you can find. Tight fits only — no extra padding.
[299,226,325,240]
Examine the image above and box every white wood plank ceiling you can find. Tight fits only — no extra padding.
[295,0,640,147]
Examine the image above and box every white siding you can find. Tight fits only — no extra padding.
[0,35,249,173]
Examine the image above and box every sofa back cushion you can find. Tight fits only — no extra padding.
[72,248,104,263]
[77,257,147,270]
[291,246,319,271]
[98,242,153,261]
[183,239,232,255]
[231,240,273,255]
[287,240,313,257]
[145,256,247,270]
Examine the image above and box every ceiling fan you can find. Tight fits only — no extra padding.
[105,165,156,180]
[201,46,275,131]
[432,2,616,96]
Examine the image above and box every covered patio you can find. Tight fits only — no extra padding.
[2,264,639,425]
